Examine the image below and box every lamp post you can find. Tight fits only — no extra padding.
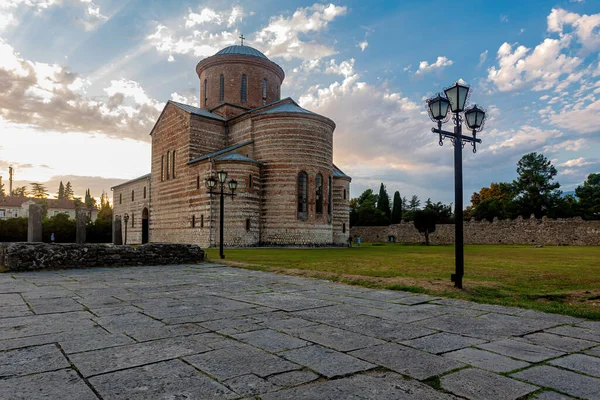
[123,213,129,245]
[205,170,238,259]
[427,81,486,289]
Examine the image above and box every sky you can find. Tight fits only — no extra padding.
[0,0,599,205]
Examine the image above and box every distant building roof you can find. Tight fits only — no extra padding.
[257,102,319,116]
[188,140,254,165]
[169,101,225,121]
[0,197,79,209]
[215,45,268,60]
[333,164,351,180]
[111,173,151,190]
[216,153,263,165]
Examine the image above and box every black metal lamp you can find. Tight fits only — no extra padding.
[205,176,217,190]
[444,81,470,113]
[228,179,238,193]
[217,170,228,184]
[427,94,450,122]
[464,105,486,131]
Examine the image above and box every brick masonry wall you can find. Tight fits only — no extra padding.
[112,176,150,245]
[350,217,600,246]
[333,178,350,245]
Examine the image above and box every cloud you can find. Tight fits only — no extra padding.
[477,50,488,67]
[500,14,509,23]
[559,157,594,167]
[415,56,453,75]
[358,40,368,52]
[0,39,162,142]
[544,138,587,152]
[547,8,600,51]
[549,98,600,134]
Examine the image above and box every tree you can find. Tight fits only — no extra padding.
[576,173,600,220]
[467,182,516,221]
[12,186,28,197]
[409,195,420,211]
[30,183,49,199]
[391,191,402,224]
[57,181,65,199]
[424,200,453,223]
[84,188,97,211]
[376,183,391,221]
[349,189,388,227]
[0,178,5,197]
[64,182,74,200]
[513,152,561,218]
[413,209,437,245]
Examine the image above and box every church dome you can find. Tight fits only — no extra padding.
[215,45,268,60]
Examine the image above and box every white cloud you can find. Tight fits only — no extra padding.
[170,92,198,106]
[325,59,355,78]
[500,14,509,23]
[415,56,453,75]
[559,157,594,167]
[358,40,368,52]
[487,125,563,152]
[544,138,587,152]
[0,0,107,31]
[185,8,222,28]
[549,98,600,134]
[478,50,488,67]
[547,8,600,51]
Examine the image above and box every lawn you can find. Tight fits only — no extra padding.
[205,243,600,320]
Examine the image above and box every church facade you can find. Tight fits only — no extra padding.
[112,44,351,247]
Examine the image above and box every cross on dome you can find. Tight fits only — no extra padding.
[239,34,245,46]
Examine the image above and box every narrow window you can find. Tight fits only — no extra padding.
[161,156,164,181]
[131,190,134,201]
[262,79,267,105]
[131,214,134,227]
[143,186,147,199]
[241,74,247,103]
[204,79,208,106]
[119,193,122,204]
[248,174,253,189]
[166,151,170,180]
[343,188,346,200]
[328,176,332,217]
[219,74,224,102]
[297,172,308,220]
[196,175,200,189]
[200,214,204,228]
[192,215,195,228]
[172,150,176,178]
[343,223,346,233]
[315,173,323,214]
[246,218,250,231]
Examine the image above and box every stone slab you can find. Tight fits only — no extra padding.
[519,332,597,352]
[401,332,488,354]
[477,338,565,362]
[89,359,237,399]
[28,297,85,314]
[267,369,319,387]
[441,368,538,400]
[0,369,98,400]
[0,344,69,378]
[223,373,280,396]
[0,305,33,318]
[533,391,576,399]
[288,323,385,352]
[350,342,464,380]
[232,329,309,353]
[585,346,600,357]
[184,343,299,381]
[546,325,600,343]
[0,293,27,306]
[443,347,530,373]
[549,354,600,377]
[281,345,375,378]
[513,366,600,399]
[262,371,459,400]
[329,314,436,341]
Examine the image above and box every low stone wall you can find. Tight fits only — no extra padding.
[350,217,600,246]
[0,243,205,271]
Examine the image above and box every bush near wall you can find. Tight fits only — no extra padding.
[0,214,111,243]
[0,218,28,242]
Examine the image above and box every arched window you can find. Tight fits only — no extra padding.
[166,151,170,180]
[172,150,176,178]
[328,176,332,217]
[246,218,250,231]
[248,174,253,189]
[196,175,200,189]
[297,172,308,220]
[143,186,147,199]
[119,193,122,204]
[192,215,195,228]
[161,156,164,182]
[262,79,267,105]
[241,74,247,103]
[131,213,134,227]
[200,214,204,228]
[131,190,134,201]
[315,173,323,214]
[204,79,208,106]
[343,222,346,233]
[343,188,346,200]
[219,74,224,102]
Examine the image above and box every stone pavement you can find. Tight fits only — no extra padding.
[0,264,599,400]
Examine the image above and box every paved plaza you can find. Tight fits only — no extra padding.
[0,263,599,399]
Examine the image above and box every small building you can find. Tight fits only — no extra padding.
[111,44,351,247]
[0,197,97,221]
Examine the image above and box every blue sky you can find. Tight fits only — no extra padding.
[0,0,598,205]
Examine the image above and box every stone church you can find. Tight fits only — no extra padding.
[112,44,351,247]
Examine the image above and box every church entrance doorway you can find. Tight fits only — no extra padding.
[142,208,149,244]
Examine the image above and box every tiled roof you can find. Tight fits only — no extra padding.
[216,153,263,165]
[111,173,151,190]
[215,45,268,60]
[169,101,225,121]
[0,197,78,209]
[257,102,319,116]
[333,164,351,179]
[188,140,254,165]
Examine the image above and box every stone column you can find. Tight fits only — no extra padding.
[27,204,42,242]
[76,210,87,244]
[113,216,123,245]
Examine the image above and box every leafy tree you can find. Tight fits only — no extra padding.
[467,182,517,221]
[42,213,76,243]
[64,181,74,200]
[30,183,49,199]
[57,181,65,199]
[0,217,28,241]
[376,183,391,221]
[84,188,97,212]
[576,173,600,220]
[349,189,388,227]
[424,200,453,223]
[409,195,420,211]
[413,209,437,245]
[12,186,28,197]
[0,178,5,196]
[87,191,113,243]
[512,152,562,218]
[391,191,402,224]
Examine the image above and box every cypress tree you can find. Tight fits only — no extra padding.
[64,182,74,200]
[376,183,391,221]
[391,191,402,224]
[58,181,65,199]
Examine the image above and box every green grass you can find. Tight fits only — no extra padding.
[205,243,600,320]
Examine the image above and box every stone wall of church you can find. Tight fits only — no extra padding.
[112,176,150,245]
[350,217,600,246]
[252,113,335,245]
[333,178,351,245]
[188,114,226,160]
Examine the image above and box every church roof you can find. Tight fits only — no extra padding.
[216,153,263,165]
[188,140,254,165]
[168,101,225,121]
[333,164,351,180]
[111,173,151,190]
[256,102,319,116]
[215,45,268,60]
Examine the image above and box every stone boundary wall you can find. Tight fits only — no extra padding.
[350,217,600,246]
[0,243,205,271]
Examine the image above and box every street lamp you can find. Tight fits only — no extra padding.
[205,170,237,259]
[427,81,486,289]
[123,213,129,245]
